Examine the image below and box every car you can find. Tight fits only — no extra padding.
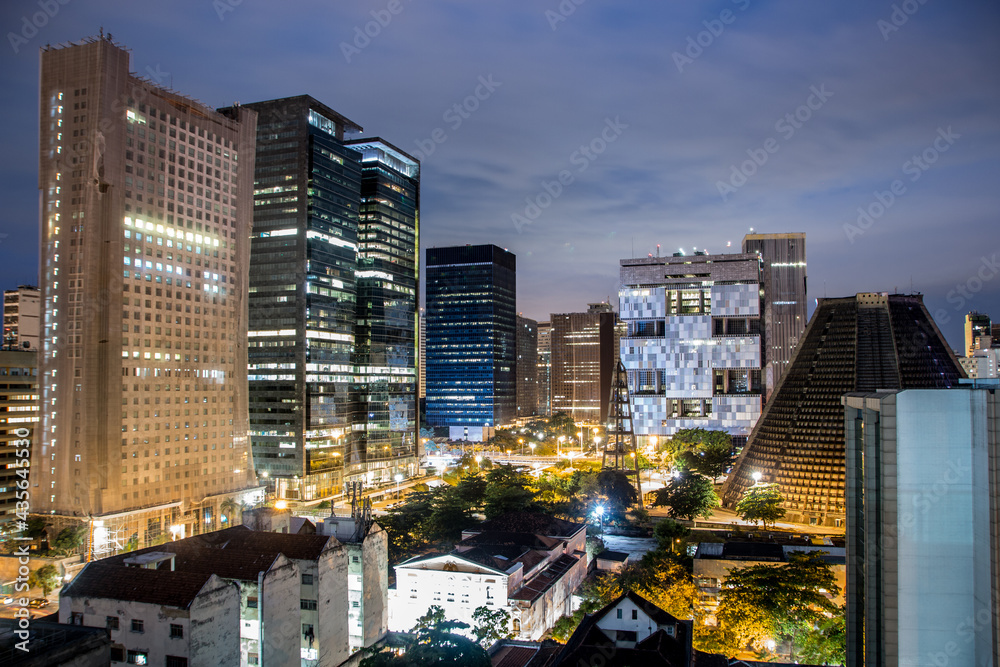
[28,598,49,608]
[1,596,14,605]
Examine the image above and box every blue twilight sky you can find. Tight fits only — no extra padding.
[1,0,998,350]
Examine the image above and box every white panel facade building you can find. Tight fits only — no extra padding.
[619,252,763,441]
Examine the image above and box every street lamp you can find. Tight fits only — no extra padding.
[595,504,605,533]
[394,473,403,499]
[529,443,536,457]
[578,431,584,455]
[519,438,524,456]
[594,435,601,456]
[752,471,762,484]
[475,455,483,471]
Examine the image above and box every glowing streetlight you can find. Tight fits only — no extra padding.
[275,500,288,510]
[519,438,525,456]
[394,473,404,499]
[578,431,584,454]
[529,443,536,457]
[595,504,606,532]
[752,471,762,484]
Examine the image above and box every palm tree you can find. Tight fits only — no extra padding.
[220,497,245,527]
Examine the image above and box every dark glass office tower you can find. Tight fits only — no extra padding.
[345,138,420,484]
[515,315,538,419]
[742,233,807,400]
[238,96,364,500]
[426,245,516,439]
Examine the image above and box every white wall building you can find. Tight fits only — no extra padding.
[2,285,40,351]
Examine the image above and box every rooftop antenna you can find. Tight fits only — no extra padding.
[656,244,660,258]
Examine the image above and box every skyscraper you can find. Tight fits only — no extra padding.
[844,383,1000,667]
[742,233,807,398]
[237,97,420,500]
[0,349,37,533]
[2,285,40,351]
[536,321,551,417]
[722,293,966,527]
[516,315,538,419]
[425,245,516,440]
[345,138,420,487]
[619,251,764,443]
[966,311,992,357]
[36,36,259,549]
[549,303,617,423]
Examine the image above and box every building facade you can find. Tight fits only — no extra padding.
[965,311,991,357]
[549,303,617,423]
[741,233,806,399]
[36,36,260,551]
[425,245,516,440]
[515,316,538,420]
[618,252,764,442]
[0,350,37,533]
[238,97,420,501]
[844,384,1000,667]
[2,286,40,351]
[536,321,551,417]
[723,293,966,527]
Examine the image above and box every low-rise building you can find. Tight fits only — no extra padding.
[389,513,587,640]
[60,525,351,667]
[692,540,845,623]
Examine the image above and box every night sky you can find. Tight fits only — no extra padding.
[2,0,998,350]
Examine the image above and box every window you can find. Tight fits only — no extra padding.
[301,573,314,585]
[110,647,125,662]
[130,619,144,633]
[616,609,622,619]
[166,658,188,667]
[247,596,258,609]
[106,616,119,630]
[126,649,148,665]
[170,623,184,638]
[631,609,638,620]
[248,655,259,666]
[71,612,84,625]
[301,599,317,611]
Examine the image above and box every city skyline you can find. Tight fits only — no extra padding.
[1,2,998,351]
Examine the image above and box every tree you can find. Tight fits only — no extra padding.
[651,471,719,520]
[653,518,691,553]
[361,605,490,667]
[734,482,786,530]
[471,605,513,647]
[28,564,60,597]
[596,469,638,519]
[24,517,49,540]
[715,551,840,656]
[797,605,846,665]
[220,496,243,525]
[668,429,734,480]
[51,525,87,554]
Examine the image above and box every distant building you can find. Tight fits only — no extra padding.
[536,321,552,417]
[388,512,587,641]
[619,251,764,443]
[2,286,40,351]
[693,540,845,624]
[965,311,991,357]
[960,349,999,379]
[0,350,38,532]
[425,245,516,440]
[742,233,807,399]
[550,303,618,423]
[516,316,539,419]
[418,310,426,400]
[723,293,966,527]
[60,525,351,667]
[844,383,1000,667]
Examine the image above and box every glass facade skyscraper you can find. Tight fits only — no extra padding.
[239,97,419,500]
[345,138,420,484]
[425,245,516,438]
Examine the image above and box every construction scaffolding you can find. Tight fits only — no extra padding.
[602,359,642,507]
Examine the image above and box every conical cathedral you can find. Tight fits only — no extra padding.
[721,293,965,527]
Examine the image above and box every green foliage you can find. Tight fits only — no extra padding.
[24,517,49,540]
[471,605,513,647]
[28,564,60,596]
[482,465,539,519]
[578,551,696,621]
[361,605,490,667]
[715,551,840,655]
[734,482,786,530]
[797,605,847,665]
[653,518,691,552]
[668,429,734,480]
[596,469,639,518]
[551,610,585,642]
[51,525,87,553]
[627,507,650,526]
[651,471,720,520]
